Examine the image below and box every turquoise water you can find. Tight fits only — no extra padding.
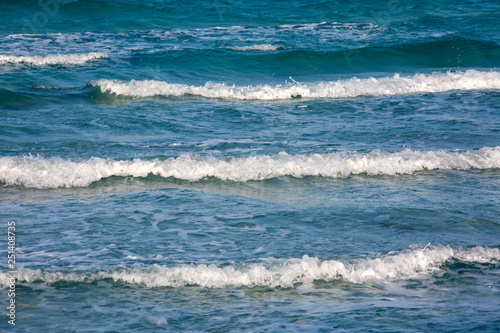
[1,1,500,332]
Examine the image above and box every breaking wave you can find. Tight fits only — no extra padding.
[1,147,499,188]
[0,52,108,66]
[3,245,499,288]
[91,70,500,100]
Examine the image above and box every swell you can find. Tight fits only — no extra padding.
[3,31,498,73]
[3,245,499,288]
[124,37,500,75]
[0,87,38,108]
[1,147,499,188]
[339,37,500,69]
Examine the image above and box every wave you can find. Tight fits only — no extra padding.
[222,44,284,51]
[3,246,499,288]
[0,87,37,109]
[0,22,383,60]
[91,70,500,100]
[1,147,499,188]
[0,52,108,66]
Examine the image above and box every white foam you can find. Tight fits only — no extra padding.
[1,147,499,188]
[3,246,499,288]
[0,52,108,66]
[91,70,500,100]
[222,44,283,51]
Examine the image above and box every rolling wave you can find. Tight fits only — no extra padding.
[91,70,500,100]
[1,147,499,188]
[3,245,499,288]
[0,52,108,66]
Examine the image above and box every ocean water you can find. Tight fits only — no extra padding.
[1,0,500,332]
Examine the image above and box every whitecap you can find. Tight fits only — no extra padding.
[0,52,108,66]
[91,70,500,100]
[1,147,499,188]
[222,44,284,51]
[3,245,499,288]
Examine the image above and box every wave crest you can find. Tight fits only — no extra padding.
[1,147,499,188]
[3,246,499,288]
[0,52,108,66]
[91,70,500,100]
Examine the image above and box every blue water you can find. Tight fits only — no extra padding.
[1,0,500,332]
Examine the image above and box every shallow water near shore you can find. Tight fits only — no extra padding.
[1,0,500,331]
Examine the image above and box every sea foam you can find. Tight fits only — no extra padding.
[1,147,499,188]
[3,246,499,288]
[91,70,500,100]
[0,52,108,66]
[222,44,283,51]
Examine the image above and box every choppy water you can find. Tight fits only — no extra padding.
[1,0,500,332]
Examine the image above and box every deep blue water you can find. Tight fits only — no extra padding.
[1,0,500,332]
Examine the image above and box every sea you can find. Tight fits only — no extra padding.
[1,0,500,332]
